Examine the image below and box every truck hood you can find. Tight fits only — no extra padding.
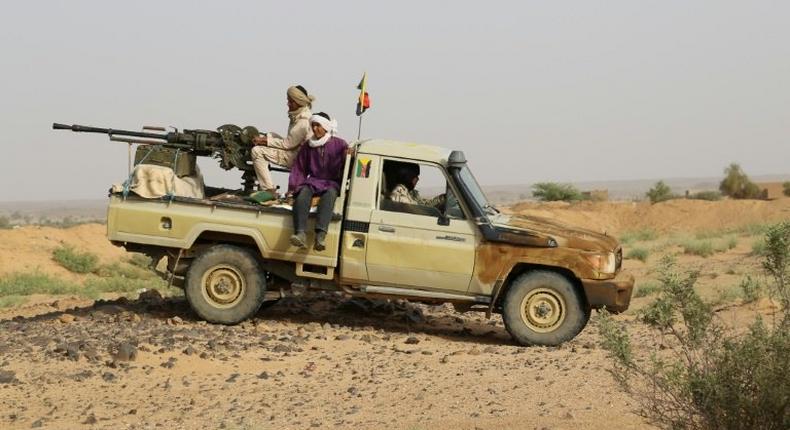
[491,214,619,253]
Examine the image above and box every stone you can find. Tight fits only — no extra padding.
[0,370,17,384]
[114,343,138,362]
[404,336,420,345]
[58,314,76,324]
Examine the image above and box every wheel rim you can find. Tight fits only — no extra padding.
[200,264,246,308]
[519,288,566,333]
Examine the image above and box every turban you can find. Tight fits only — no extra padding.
[287,85,315,108]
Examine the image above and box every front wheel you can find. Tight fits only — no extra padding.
[185,245,266,324]
[502,271,590,346]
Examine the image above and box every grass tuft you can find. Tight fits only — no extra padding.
[633,281,661,298]
[619,229,658,245]
[626,247,650,263]
[52,245,99,274]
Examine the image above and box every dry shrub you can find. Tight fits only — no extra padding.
[598,224,790,430]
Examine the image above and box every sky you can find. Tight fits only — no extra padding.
[0,0,788,201]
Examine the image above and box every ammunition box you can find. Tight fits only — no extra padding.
[134,146,196,177]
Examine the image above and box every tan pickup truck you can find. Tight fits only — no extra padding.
[108,140,634,346]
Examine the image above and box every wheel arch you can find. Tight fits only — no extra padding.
[185,224,268,257]
[493,263,588,312]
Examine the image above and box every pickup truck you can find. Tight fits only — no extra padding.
[108,139,634,346]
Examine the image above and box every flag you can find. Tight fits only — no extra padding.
[356,72,371,116]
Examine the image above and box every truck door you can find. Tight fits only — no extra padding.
[366,159,476,293]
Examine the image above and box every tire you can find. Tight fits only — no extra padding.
[502,270,590,346]
[184,245,266,324]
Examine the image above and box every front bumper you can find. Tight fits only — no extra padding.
[581,270,634,313]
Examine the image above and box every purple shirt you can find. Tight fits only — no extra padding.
[288,136,348,194]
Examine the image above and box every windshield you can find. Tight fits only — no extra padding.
[458,166,497,216]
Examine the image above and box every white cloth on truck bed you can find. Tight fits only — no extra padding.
[111,165,205,199]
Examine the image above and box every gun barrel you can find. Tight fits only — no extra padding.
[52,123,167,140]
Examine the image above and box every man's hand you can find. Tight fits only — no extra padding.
[253,135,268,146]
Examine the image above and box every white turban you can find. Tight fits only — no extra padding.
[308,113,338,147]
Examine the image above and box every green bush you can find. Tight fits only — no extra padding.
[0,216,11,229]
[0,272,82,297]
[783,182,790,197]
[719,163,762,199]
[646,180,675,204]
[619,229,658,244]
[0,295,28,308]
[633,281,661,298]
[740,276,763,303]
[681,239,715,257]
[688,190,722,201]
[597,253,790,430]
[626,247,650,263]
[52,245,99,274]
[531,182,582,202]
[762,221,790,308]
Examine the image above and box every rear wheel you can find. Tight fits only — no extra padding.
[185,245,266,324]
[502,270,589,346]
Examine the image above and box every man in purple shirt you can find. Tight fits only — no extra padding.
[288,112,348,251]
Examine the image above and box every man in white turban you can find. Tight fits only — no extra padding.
[251,85,315,192]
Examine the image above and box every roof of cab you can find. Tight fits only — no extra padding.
[354,139,453,165]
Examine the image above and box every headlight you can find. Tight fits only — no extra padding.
[584,252,616,274]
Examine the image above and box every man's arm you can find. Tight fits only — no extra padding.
[268,120,310,150]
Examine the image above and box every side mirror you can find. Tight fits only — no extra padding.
[437,213,450,226]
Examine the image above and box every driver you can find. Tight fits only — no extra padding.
[388,162,445,208]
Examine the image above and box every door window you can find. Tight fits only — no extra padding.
[379,160,465,220]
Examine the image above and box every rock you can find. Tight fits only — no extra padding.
[272,344,293,354]
[114,343,138,362]
[468,347,481,356]
[347,386,359,396]
[0,370,17,384]
[183,346,197,356]
[66,344,81,361]
[82,414,97,425]
[334,334,351,341]
[257,371,270,380]
[404,336,420,345]
[102,372,116,382]
[225,373,240,383]
[167,316,183,325]
[58,314,76,324]
[440,356,450,364]
[31,418,44,428]
[359,334,379,344]
[483,346,497,354]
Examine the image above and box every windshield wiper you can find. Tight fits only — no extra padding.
[483,203,500,215]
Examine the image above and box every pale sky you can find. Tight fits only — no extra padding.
[1,0,788,201]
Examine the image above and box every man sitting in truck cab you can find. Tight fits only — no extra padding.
[287,112,348,251]
[387,161,446,210]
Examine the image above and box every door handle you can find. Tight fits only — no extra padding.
[378,225,396,233]
[436,235,465,242]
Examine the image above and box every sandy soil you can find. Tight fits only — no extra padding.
[0,199,787,429]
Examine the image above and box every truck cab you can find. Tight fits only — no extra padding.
[107,139,634,346]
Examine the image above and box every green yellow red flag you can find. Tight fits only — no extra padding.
[356,73,371,116]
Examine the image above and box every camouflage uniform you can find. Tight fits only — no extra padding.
[389,184,445,208]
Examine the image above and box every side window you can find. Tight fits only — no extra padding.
[379,160,465,220]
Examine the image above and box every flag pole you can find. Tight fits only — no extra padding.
[357,115,363,140]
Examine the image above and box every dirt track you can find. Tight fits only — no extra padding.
[0,292,650,430]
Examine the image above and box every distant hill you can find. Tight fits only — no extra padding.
[1,174,788,220]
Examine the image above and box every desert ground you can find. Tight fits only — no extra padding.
[0,198,788,429]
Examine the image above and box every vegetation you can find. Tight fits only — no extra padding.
[633,280,661,298]
[619,228,658,245]
[679,236,737,257]
[625,247,650,263]
[597,223,790,430]
[784,181,790,197]
[739,275,763,304]
[687,190,722,201]
[52,245,99,274]
[37,216,105,228]
[719,163,762,199]
[531,182,582,202]
[0,215,11,229]
[645,180,676,204]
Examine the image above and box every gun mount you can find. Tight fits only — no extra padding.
[53,122,264,192]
